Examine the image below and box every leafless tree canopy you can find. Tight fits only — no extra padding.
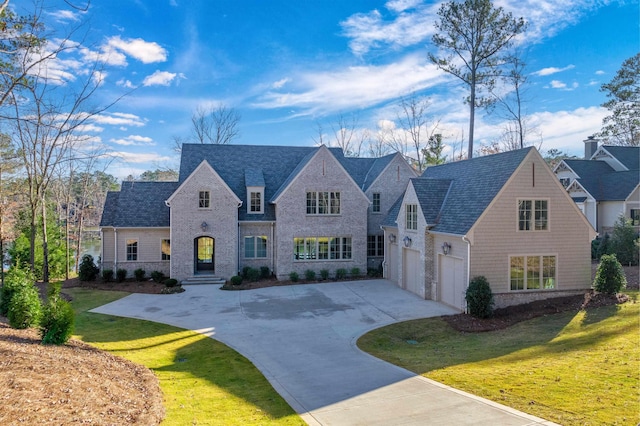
[191,105,241,145]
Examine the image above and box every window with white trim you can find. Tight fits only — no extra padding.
[161,239,170,260]
[306,191,340,215]
[199,191,210,208]
[510,255,556,290]
[126,239,138,261]
[405,204,417,230]
[294,237,351,261]
[372,193,381,213]
[631,209,640,226]
[367,235,384,256]
[518,199,548,231]
[244,236,267,258]
[249,191,263,214]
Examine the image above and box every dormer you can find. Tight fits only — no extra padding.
[591,146,629,171]
[245,168,265,214]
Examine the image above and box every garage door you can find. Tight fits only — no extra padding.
[386,242,398,283]
[439,255,465,310]
[402,248,422,297]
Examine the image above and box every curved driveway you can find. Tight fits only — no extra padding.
[92,279,556,425]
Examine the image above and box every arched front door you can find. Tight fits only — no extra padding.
[194,237,215,273]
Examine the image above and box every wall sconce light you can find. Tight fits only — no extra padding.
[200,221,209,232]
[442,242,451,255]
[403,236,412,247]
[388,233,396,243]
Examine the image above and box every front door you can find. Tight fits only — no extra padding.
[195,237,215,273]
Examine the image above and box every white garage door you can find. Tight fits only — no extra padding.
[386,242,398,283]
[439,255,465,310]
[402,248,421,297]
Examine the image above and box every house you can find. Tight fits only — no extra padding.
[382,147,597,311]
[99,144,417,281]
[553,137,640,235]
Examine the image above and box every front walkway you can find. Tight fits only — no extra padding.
[92,279,557,425]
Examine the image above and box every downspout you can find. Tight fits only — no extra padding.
[114,228,118,270]
[462,235,471,314]
[270,222,275,276]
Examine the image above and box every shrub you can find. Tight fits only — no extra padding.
[78,254,99,281]
[289,271,299,282]
[596,233,612,260]
[304,269,316,281]
[150,271,165,283]
[260,266,271,279]
[0,268,34,316]
[40,285,74,345]
[230,275,243,286]
[593,254,627,295]
[367,267,382,278]
[102,269,114,282]
[610,215,639,266]
[242,266,252,278]
[350,267,361,278]
[134,268,146,281]
[246,267,261,282]
[591,238,600,260]
[336,268,347,279]
[116,268,127,282]
[465,276,494,319]
[161,286,185,294]
[8,283,42,329]
[164,278,179,288]
[320,269,330,280]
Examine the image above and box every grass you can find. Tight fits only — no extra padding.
[69,288,304,425]
[358,291,640,426]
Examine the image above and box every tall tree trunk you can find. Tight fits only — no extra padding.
[41,200,49,283]
[468,80,476,159]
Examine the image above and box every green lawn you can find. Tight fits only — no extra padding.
[358,291,640,426]
[69,288,304,426]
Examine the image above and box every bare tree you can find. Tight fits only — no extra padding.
[0,132,21,285]
[313,113,370,157]
[429,0,526,158]
[388,95,440,172]
[191,105,240,145]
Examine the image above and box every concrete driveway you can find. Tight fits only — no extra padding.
[92,279,556,425]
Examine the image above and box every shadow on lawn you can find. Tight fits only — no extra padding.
[72,291,302,424]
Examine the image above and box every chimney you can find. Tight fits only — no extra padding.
[584,135,598,159]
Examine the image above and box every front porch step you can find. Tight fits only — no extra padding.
[181,276,226,286]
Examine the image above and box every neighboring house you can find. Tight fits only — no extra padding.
[99,144,417,281]
[553,138,640,235]
[382,147,597,311]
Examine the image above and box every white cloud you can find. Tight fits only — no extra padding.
[116,78,135,88]
[47,9,82,22]
[385,0,423,13]
[253,54,446,115]
[595,70,605,75]
[532,64,575,76]
[143,70,177,86]
[80,44,128,67]
[107,36,167,64]
[550,80,567,89]
[272,78,290,89]
[93,112,146,127]
[110,135,154,146]
[111,151,173,163]
[76,123,104,133]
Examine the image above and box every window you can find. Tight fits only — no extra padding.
[372,193,381,213]
[631,209,640,226]
[510,255,556,291]
[249,191,262,213]
[306,191,340,215]
[367,235,384,256]
[559,178,571,188]
[244,236,267,258]
[126,239,138,261]
[406,204,417,230]
[161,239,170,260]
[294,237,352,261]
[518,199,548,231]
[199,191,210,208]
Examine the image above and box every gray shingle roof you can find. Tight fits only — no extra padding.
[565,158,639,201]
[244,168,265,187]
[418,147,533,235]
[411,178,453,225]
[600,146,640,171]
[100,181,177,227]
[338,153,397,192]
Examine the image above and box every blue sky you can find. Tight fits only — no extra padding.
[13,0,640,179]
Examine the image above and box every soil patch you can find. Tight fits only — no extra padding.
[0,317,164,425]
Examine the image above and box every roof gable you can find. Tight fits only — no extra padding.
[100,181,177,228]
[167,160,241,205]
[419,147,533,235]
